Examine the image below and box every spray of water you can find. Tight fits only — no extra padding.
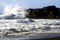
[0,4,28,19]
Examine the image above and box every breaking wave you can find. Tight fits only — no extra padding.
[0,4,28,19]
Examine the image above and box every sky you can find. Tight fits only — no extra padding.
[0,0,60,13]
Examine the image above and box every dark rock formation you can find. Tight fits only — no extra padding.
[26,6,60,19]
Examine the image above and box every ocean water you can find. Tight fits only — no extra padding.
[0,19,60,40]
[0,34,60,40]
[0,5,60,40]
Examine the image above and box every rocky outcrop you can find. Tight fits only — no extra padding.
[27,6,60,19]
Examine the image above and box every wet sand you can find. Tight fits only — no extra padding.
[28,37,60,40]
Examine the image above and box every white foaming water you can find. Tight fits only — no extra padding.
[0,4,60,32]
[0,4,30,30]
[0,4,28,19]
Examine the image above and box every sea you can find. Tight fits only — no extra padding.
[0,34,60,40]
[0,5,60,40]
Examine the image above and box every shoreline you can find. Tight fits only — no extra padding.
[0,31,60,36]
